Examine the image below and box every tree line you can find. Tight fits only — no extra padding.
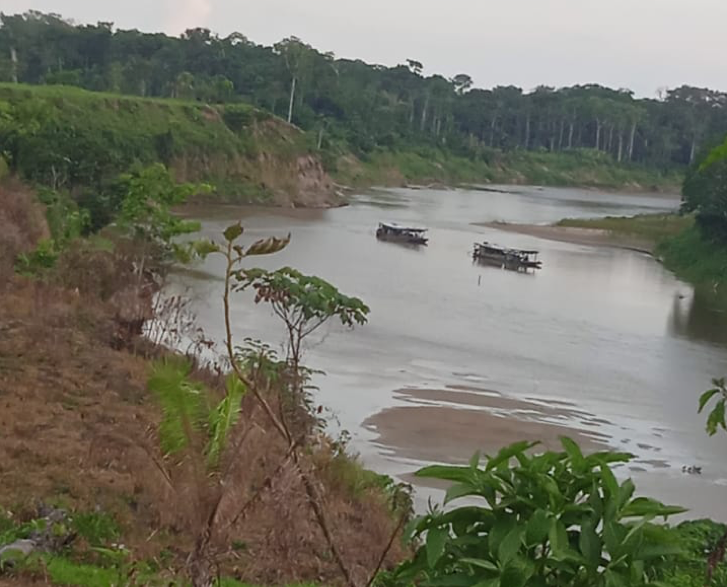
[2,11,727,169]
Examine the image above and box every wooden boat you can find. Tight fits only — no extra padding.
[473,241,542,271]
[376,222,429,245]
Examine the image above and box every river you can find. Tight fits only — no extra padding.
[173,185,727,521]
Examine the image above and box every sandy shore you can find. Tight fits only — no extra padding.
[475,221,655,254]
[363,386,610,465]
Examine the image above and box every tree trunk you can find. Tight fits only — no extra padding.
[489,116,497,147]
[627,122,637,161]
[287,76,297,124]
[10,46,18,84]
[524,113,531,149]
[568,122,574,149]
[595,120,602,150]
[420,93,429,132]
[317,126,324,150]
[558,119,565,151]
[689,135,698,164]
[617,133,624,162]
[607,125,614,153]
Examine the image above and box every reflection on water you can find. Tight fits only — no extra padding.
[669,288,727,347]
[175,185,727,521]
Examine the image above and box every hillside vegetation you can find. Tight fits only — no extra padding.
[0,83,338,207]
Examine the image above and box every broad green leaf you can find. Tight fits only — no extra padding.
[469,451,481,469]
[603,520,625,557]
[489,517,516,558]
[605,568,628,587]
[470,579,499,587]
[223,222,243,242]
[426,527,449,567]
[600,464,619,498]
[579,520,602,568]
[486,441,539,471]
[416,465,473,484]
[620,497,687,519]
[525,510,550,546]
[445,483,476,504]
[706,399,726,436]
[402,515,426,543]
[617,479,635,509]
[497,526,525,564]
[548,519,569,557]
[698,388,720,413]
[560,436,584,463]
[459,558,498,572]
[499,561,529,587]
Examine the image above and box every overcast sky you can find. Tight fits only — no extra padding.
[3,0,725,97]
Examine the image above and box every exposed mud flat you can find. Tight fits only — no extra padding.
[363,386,610,464]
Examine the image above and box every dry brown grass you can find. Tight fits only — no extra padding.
[0,180,49,285]
[0,273,406,584]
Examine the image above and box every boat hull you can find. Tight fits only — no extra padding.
[376,229,428,245]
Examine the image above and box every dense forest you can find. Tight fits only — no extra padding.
[1,10,726,171]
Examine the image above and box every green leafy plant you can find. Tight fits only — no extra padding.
[146,355,249,587]
[234,265,369,430]
[699,377,727,436]
[116,163,207,257]
[389,439,685,587]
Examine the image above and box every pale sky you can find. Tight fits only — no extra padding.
[2,0,725,97]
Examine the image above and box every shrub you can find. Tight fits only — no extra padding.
[388,439,685,587]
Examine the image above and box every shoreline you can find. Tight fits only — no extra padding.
[475,221,656,254]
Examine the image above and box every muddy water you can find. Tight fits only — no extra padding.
[174,185,727,521]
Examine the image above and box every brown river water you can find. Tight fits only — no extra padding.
[172,185,727,521]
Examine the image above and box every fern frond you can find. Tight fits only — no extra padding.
[206,374,247,469]
[148,356,208,456]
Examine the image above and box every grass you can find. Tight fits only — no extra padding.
[557,214,694,243]
[333,146,682,191]
[23,554,325,587]
[658,225,727,287]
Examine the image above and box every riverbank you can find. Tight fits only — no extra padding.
[0,184,406,586]
[333,148,682,194]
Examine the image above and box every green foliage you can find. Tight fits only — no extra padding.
[148,356,209,456]
[14,238,59,275]
[117,163,204,252]
[0,11,718,197]
[389,439,685,587]
[207,374,246,468]
[682,137,727,243]
[657,225,727,287]
[557,214,694,243]
[235,266,370,332]
[71,512,120,547]
[698,378,727,436]
[0,83,308,203]
[148,356,248,469]
[42,556,122,587]
[334,147,679,190]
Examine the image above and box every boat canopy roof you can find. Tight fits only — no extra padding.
[475,241,539,255]
[379,222,428,233]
